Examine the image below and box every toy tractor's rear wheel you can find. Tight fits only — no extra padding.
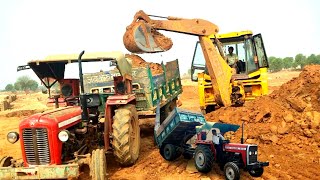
[0,156,13,167]
[224,162,240,180]
[113,104,140,166]
[194,145,214,173]
[249,167,264,177]
[90,149,107,180]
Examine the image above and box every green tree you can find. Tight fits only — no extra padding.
[268,56,283,72]
[292,61,298,69]
[14,82,21,90]
[15,76,39,91]
[294,53,306,69]
[317,54,320,63]
[306,54,320,65]
[282,57,294,69]
[28,80,39,91]
[5,84,14,92]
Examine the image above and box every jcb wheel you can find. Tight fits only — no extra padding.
[224,162,240,180]
[194,145,214,173]
[113,104,140,166]
[249,167,264,177]
[90,149,107,180]
[0,156,13,167]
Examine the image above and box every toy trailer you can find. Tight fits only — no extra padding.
[154,106,206,160]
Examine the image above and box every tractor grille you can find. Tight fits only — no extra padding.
[248,146,258,164]
[22,128,50,165]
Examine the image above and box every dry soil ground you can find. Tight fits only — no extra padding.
[2,68,320,180]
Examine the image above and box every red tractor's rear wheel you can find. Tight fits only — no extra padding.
[112,104,140,166]
[194,145,214,173]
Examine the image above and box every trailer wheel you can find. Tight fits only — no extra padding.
[160,144,181,161]
[0,156,12,167]
[224,162,240,180]
[113,104,140,166]
[194,145,214,173]
[90,149,107,180]
[249,167,264,177]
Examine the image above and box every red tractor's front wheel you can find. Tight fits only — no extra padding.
[224,162,240,180]
[112,104,140,166]
[0,156,12,167]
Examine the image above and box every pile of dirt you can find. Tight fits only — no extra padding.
[206,65,320,143]
[205,65,320,178]
[125,54,163,75]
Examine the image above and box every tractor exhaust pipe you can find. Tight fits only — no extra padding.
[78,50,85,94]
[78,51,89,121]
[241,122,244,144]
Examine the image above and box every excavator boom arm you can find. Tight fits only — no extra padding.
[123,10,233,106]
[131,10,219,36]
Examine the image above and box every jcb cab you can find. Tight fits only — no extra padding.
[191,31,269,113]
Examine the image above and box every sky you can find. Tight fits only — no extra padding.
[0,0,319,89]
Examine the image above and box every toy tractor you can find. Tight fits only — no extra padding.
[154,106,269,180]
[194,122,269,180]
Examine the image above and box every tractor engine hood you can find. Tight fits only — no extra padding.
[224,143,249,151]
[19,106,82,130]
[18,106,82,166]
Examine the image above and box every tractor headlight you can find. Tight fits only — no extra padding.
[58,130,70,142]
[249,151,252,155]
[255,151,258,155]
[7,132,19,144]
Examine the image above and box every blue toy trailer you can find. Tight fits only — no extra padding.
[154,105,206,161]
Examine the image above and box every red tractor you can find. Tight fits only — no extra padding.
[194,122,269,180]
[0,51,140,179]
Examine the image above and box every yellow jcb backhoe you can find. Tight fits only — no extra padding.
[123,10,269,114]
[191,30,269,113]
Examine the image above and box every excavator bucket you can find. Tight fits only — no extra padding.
[123,21,173,53]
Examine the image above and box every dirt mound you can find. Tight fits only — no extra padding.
[205,65,320,178]
[206,65,320,140]
[125,54,163,75]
